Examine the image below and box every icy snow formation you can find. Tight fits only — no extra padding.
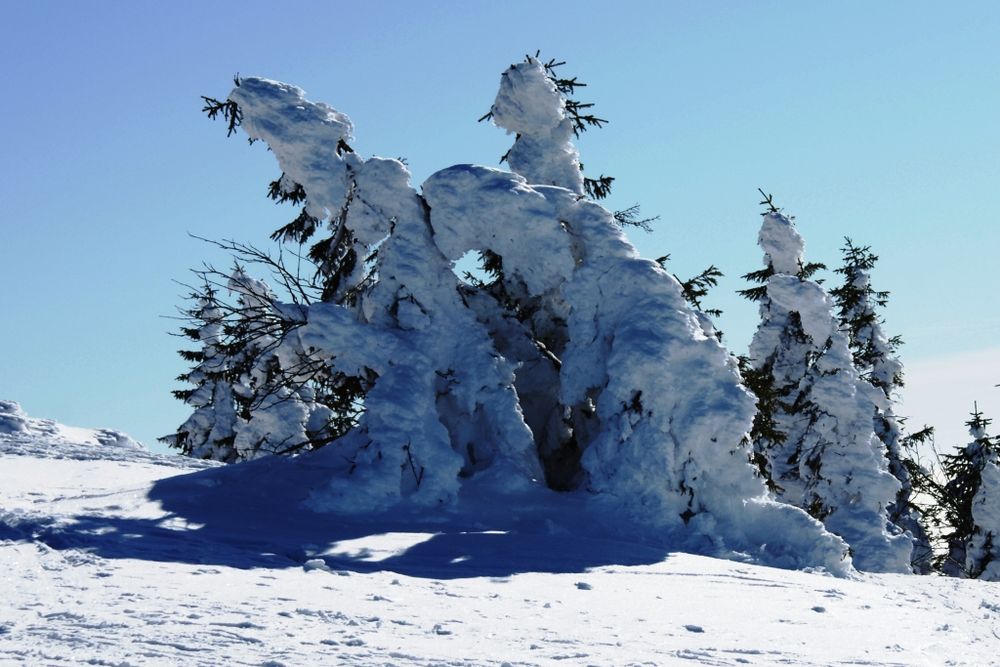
[748,213,911,573]
[427,59,849,572]
[231,78,541,511]
[215,65,853,573]
[489,57,584,195]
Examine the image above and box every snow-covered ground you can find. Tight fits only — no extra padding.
[2,406,1000,666]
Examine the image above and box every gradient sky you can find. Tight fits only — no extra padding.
[2,1,998,454]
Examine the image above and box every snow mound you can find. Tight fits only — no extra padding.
[0,400,142,450]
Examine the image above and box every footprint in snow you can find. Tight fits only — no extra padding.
[811,606,826,613]
[684,624,704,633]
[575,582,592,590]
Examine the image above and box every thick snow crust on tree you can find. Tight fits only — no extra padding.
[231,77,541,512]
[833,248,931,573]
[490,59,584,195]
[219,65,852,573]
[748,214,911,573]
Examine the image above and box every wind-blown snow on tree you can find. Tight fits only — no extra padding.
[227,77,543,511]
[745,213,911,572]
[180,60,854,573]
[830,239,932,573]
[429,58,848,570]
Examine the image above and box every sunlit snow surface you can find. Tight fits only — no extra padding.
[2,409,1000,665]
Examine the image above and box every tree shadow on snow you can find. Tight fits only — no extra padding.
[4,455,673,579]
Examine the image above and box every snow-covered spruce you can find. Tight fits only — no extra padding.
[229,77,541,511]
[187,64,851,572]
[160,285,240,462]
[939,407,1000,579]
[224,267,337,460]
[830,239,933,573]
[969,461,1000,580]
[744,212,911,572]
[430,58,848,571]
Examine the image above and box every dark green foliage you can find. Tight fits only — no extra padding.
[757,188,780,215]
[935,407,1000,574]
[201,76,244,138]
[829,238,901,390]
[655,255,724,320]
[679,265,724,319]
[583,174,614,200]
[612,204,659,232]
[737,356,783,492]
[909,407,1000,575]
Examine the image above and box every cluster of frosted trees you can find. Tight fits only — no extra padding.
[164,56,999,578]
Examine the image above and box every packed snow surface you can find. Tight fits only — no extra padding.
[3,405,1000,665]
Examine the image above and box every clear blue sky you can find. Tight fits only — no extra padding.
[2,1,999,452]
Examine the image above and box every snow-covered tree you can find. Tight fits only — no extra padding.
[743,211,911,572]
[936,406,1000,578]
[830,238,933,573]
[179,59,859,573]
[164,264,363,461]
[160,284,240,462]
[224,268,329,459]
[225,76,544,510]
[424,58,848,568]
[968,460,1000,580]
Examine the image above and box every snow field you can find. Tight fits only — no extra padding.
[3,417,1000,666]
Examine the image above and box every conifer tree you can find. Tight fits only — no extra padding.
[172,59,855,574]
[936,405,1000,577]
[737,192,823,490]
[968,457,1000,580]
[829,238,933,572]
[742,205,911,572]
[225,268,325,458]
[160,284,240,462]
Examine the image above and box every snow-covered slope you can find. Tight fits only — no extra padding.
[2,405,1000,666]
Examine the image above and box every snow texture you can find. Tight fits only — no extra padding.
[433,66,850,572]
[3,410,1000,666]
[0,400,142,451]
[489,58,584,195]
[748,214,911,573]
